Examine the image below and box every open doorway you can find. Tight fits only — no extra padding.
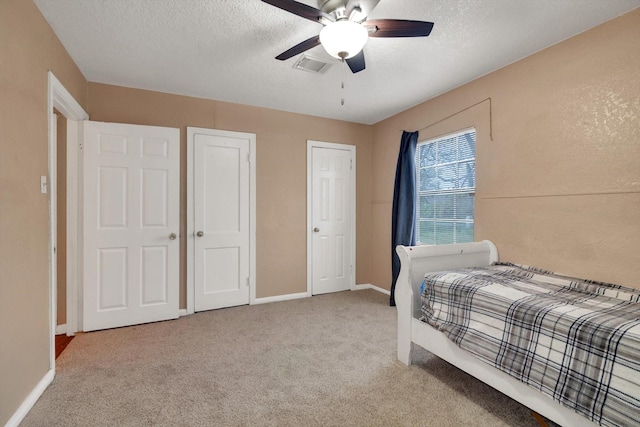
[53,110,74,358]
[47,72,88,370]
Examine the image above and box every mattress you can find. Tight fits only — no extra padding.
[420,263,640,427]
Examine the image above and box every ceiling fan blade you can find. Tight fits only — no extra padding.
[366,19,434,37]
[275,35,321,60]
[262,0,332,24]
[345,0,381,20]
[346,50,366,73]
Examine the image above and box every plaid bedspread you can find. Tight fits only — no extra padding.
[420,263,640,427]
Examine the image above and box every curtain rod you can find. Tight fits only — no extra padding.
[404,97,493,141]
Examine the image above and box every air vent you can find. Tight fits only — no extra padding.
[293,55,332,74]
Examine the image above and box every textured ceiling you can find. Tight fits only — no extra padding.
[34,0,639,125]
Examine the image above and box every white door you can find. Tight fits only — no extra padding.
[308,142,355,295]
[189,128,254,312]
[82,121,180,332]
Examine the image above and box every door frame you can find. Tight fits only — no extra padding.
[186,127,257,314]
[47,72,89,369]
[306,140,356,297]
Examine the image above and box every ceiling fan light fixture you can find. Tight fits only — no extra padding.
[319,20,368,60]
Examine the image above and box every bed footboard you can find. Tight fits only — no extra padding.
[395,240,498,365]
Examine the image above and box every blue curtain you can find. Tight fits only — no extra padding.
[390,130,418,306]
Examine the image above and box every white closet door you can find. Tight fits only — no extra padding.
[191,128,252,311]
[83,121,179,332]
[310,145,354,295]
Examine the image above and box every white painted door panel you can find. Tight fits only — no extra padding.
[193,130,251,311]
[83,121,179,331]
[311,146,353,295]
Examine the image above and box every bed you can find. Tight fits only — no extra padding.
[395,240,640,427]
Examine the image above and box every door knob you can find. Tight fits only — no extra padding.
[169,233,177,240]
[196,231,204,237]
[313,227,320,233]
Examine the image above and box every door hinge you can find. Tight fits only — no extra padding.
[40,176,48,194]
[246,153,251,163]
[350,159,353,170]
[246,277,251,287]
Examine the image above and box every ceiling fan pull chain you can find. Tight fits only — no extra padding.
[341,59,345,106]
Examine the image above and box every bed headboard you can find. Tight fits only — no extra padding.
[395,240,498,364]
[395,240,499,318]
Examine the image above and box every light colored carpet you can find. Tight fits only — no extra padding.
[22,290,544,426]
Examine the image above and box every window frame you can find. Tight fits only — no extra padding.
[414,127,476,245]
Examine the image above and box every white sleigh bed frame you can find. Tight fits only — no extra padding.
[395,240,598,427]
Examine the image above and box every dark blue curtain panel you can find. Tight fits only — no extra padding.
[390,130,418,306]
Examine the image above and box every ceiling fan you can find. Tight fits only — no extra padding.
[262,0,434,73]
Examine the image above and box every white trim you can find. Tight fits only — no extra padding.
[4,369,54,427]
[48,110,58,372]
[55,324,67,335]
[47,72,88,370]
[417,127,476,145]
[234,285,389,306]
[178,309,188,317]
[49,73,89,120]
[235,286,388,306]
[353,283,391,296]
[253,292,309,305]
[186,127,257,313]
[306,140,356,297]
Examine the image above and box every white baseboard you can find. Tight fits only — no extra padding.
[253,291,309,305]
[354,283,391,296]
[5,369,54,427]
[178,309,188,317]
[253,286,391,305]
[55,324,66,335]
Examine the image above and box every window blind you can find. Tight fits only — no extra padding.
[415,129,475,245]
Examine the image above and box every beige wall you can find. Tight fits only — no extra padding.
[0,0,88,424]
[370,9,640,290]
[87,84,373,303]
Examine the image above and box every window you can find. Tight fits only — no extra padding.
[415,129,476,245]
